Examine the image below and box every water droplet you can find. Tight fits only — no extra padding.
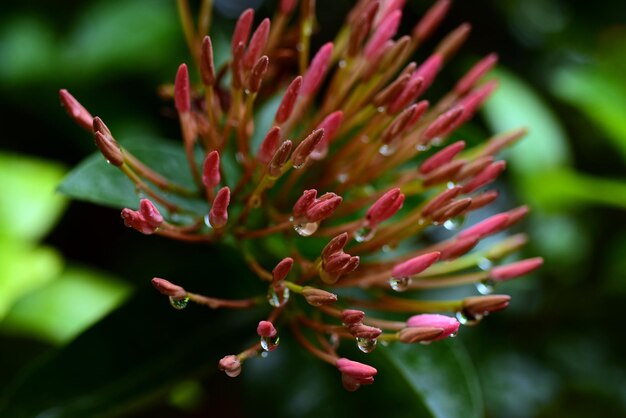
[338,59,347,68]
[416,143,431,152]
[292,160,306,169]
[260,351,269,358]
[419,340,432,346]
[134,187,146,199]
[430,136,443,146]
[455,310,483,326]
[267,285,290,308]
[337,173,349,183]
[356,337,377,353]
[293,221,319,237]
[261,335,280,352]
[477,257,493,271]
[360,135,370,144]
[449,331,458,338]
[105,159,112,165]
[329,333,340,349]
[380,339,389,347]
[169,296,189,310]
[249,194,262,208]
[377,106,386,113]
[244,88,251,95]
[235,152,245,163]
[446,181,457,189]
[203,214,213,228]
[389,276,412,292]
[382,245,392,253]
[354,225,375,242]
[379,143,396,156]
[443,215,466,231]
[475,279,495,295]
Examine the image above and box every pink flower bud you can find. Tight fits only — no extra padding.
[275,76,302,124]
[231,42,246,89]
[322,232,349,261]
[456,156,494,181]
[467,190,499,211]
[373,72,410,108]
[293,189,318,218]
[391,252,440,278]
[398,327,444,343]
[490,257,543,281]
[209,187,230,228]
[431,197,472,224]
[479,128,527,157]
[311,111,343,160]
[505,205,529,226]
[364,10,402,60]
[422,159,466,187]
[272,257,294,282]
[458,213,510,240]
[336,358,377,391]
[257,126,281,164]
[435,23,471,61]
[412,0,451,42]
[423,105,464,141]
[202,151,221,190]
[139,199,163,229]
[439,236,479,260]
[347,323,382,339]
[462,294,511,317]
[449,80,498,130]
[268,140,292,177]
[232,8,254,54]
[301,43,333,96]
[257,320,278,338]
[247,55,269,93]
[341,309,365,325]
[421,185,462,217]
[218,355,242,378]
[301,287,338,306]
[455,53,498,95]
[388,75,424,114]
[151,277,187,299]
[461,161,506,193]
[305,193,342,222]
[292,128,325,167]
[323,252,352,273]
[406,314,459,340]
[420,141,465,174]
[121,208,157,235]
[59,89,93,131]
[200,36,215,86]
[174,64,190,114]
[365,188,404,227]
[414,54,443,92]
[244,18,270,69]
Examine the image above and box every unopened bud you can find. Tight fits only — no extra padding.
[151,277,187,299]
[293,189,318,218]
[200,36,216,86]
[423,105,464,141]
[421,185,462,217]
[347,323,382,339]
[490,257,543,281]
[364,10,402,60]
[292,129,324,167]
[392,252,440,278]
[247,55,269,93]
[59,89,93,131]
[301,43,333,96]
[439,236,478,260]
[455,53,498,95]
[244,19,270,69]
[202,150,221,190]
[139,199,163,229]
[398,327,443,343]
[218,355,242,378]
[322,232,349,261]
[405,314,459,340]
[94,131,124,166]
[268,140,292,177]
[458,213,510,240]
[302,287,338,306]
[257,320,278,338]
[305,193,342,222]
[232,9,254,54]
[413,0,451,42]
[366,188,404,227]
[462,294,511,318]
[209,187,230,228]
[311,112,343,160]
[272,257,294,282]
[174,63,191,114]
[257,126,281,164]
[341,309,365,325]
[275,76,302,124]
[420,141,465,174]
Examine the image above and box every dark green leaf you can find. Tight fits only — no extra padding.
[57,137,208,215]
[377,340,484,418]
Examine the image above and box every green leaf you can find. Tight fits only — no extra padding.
[550,65,626,161]
[0,240,63,320]
[58,137,208,215]
[0,265,132,345]
[481,67,572,174]
[377,341,484,418]
[0,245,260,418]
[0,153,67,242]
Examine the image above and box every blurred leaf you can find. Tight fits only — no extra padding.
[481,68,571,174]
[62,0,180,77]
[0,245,260,418]
[58,137,208,215]
[0,153,66,241]
[525,168,626,209]
[1,265,131,345]
[378,341,484,418]
[0,240,63,320]
[550,65,626,160]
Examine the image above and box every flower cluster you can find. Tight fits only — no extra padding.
[60,0,542,391]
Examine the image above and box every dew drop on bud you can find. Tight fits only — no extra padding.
[354,225,375,242]
[169,296,189,310]
[379,143,397,156]
[105,159,112,165]
[430,136,443,146]
[416,144,431,152]
[475,279,495,295]
[389,276,412,292]
[337,172,349,183]
[267,285,290,308]
[292,161,306,169]
[455,310,483,326]
[329,333,340,349]
[443,215,465,231]
[477,257,493,271]
[338,59,347,68]
[261,335,280,352]
[203,214,214,229]
[292,221,319,237]
[356,337,377,353]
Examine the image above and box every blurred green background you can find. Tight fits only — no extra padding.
[0,0,625,417]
